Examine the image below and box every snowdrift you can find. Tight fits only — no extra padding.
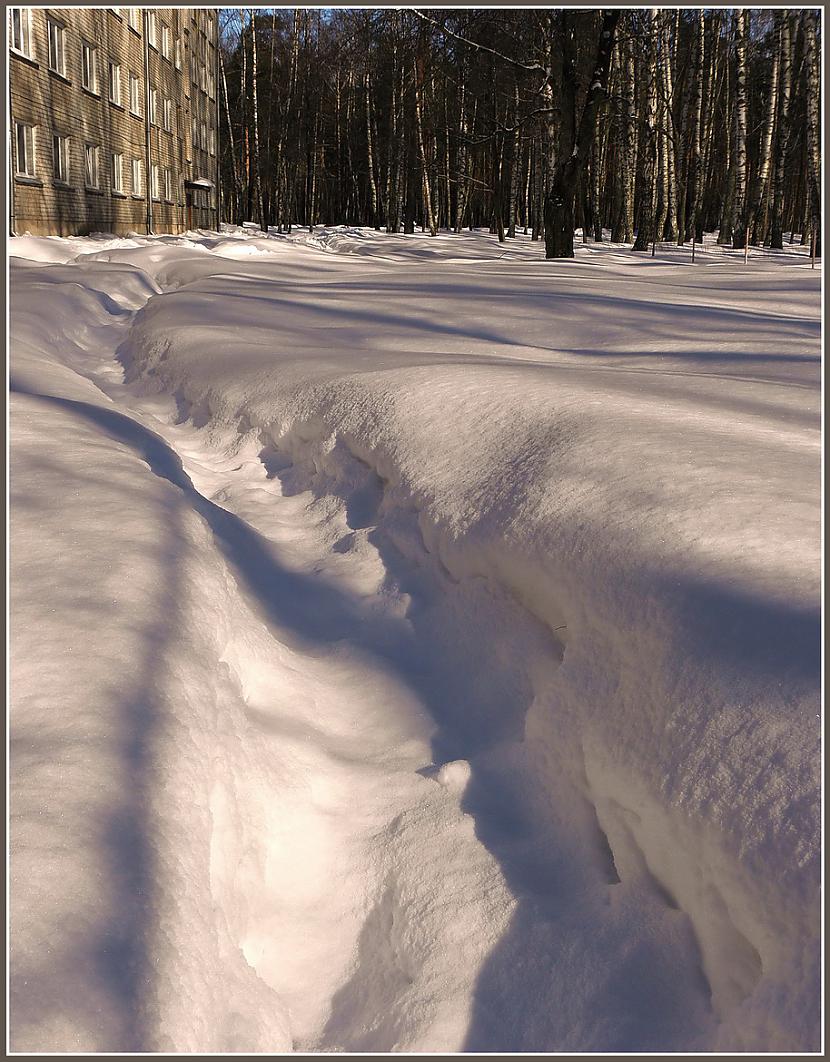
[10,227,821,1052]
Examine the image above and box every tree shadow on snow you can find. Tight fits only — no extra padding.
[10,383,188,1052]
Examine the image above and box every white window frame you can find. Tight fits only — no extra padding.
[127,8,141,33]
[10,8,32,58]
[14,122,36,178]
[148,86,157,125]
[162,97,173,133]
[208,127,215,156]
[163,167,172,202]
[47,18,66,76]
[174,38,181,69]
[147,11,156,49]
[82,42,98,93]
[111,152,124,193]
[52,132,70,183]
[151,163,160,201]
[131,157,142,197]
[128,72,141,116]
[161,23,171,60]
[84,143,100,189]
[108,61,121,104]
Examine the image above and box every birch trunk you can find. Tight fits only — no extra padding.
[745,20,780,244]
[730,10,748,248]
[802,10,821,255]
[768,13,793,249]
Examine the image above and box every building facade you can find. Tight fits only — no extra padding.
[9,7,219,235]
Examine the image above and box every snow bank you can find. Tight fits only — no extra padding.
[10,227,821,1052]
[118,230,820,1050]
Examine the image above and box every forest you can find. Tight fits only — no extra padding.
[218,8,822,259]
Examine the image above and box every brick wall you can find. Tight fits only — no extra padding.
[9,7,219,236]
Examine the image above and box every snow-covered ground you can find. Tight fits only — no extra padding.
[9,226,821,1053]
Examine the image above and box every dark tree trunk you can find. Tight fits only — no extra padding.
[544,10,620,259]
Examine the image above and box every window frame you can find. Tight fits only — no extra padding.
[108,61,121,105]
[128,72,141,116]
[81,41,99,94]
[84,142,100,189]
[111,152,124,194]
[131,157,143,198]
[52,132,70,183]
[47,18,66,76]
[150,163,160,201]
[148,85,157,126]
[10,8,33,59]
[14,121,36,178]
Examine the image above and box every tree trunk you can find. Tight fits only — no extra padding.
[365,69,379,227]
[686,9,705,243]
[803,10,821,256]
[249,10,264,230]
[633,11,658,251]
[659,12,678,240]
[545,11,620,258]
[743,21,780,244]
[768,13,793,249]
[220,48,240,223]
[414,54,437,236]
[730,10,748,248]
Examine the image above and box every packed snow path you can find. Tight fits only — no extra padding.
[9,228,821,1053]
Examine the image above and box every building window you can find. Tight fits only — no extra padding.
[149,86,157,125]
[162,97,173,133]
[108,61,121,104]
[47,19,66,76]
[129,72,141,115]
[147,11,156,48]
[161,23,171,60]
[208,127,215,156]
[175,38,181,69]
[82,42,98,93]
[52,133,70,183]
[10,8,32,58]
[84,143,100,188]
[151,164,160,200]
[164,167,172,201]
[200,121,206,151]
[111,152,123,193]
[127,8,141,33]
[131,157,142,197]
[14,122,36,177]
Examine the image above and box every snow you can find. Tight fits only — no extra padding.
[9,226,821,1052]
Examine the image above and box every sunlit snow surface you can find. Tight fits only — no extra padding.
[9,226,821,1052]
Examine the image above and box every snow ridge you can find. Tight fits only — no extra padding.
[10,228,821,1052]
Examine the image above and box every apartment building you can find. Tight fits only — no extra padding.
[9,7,219,235]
